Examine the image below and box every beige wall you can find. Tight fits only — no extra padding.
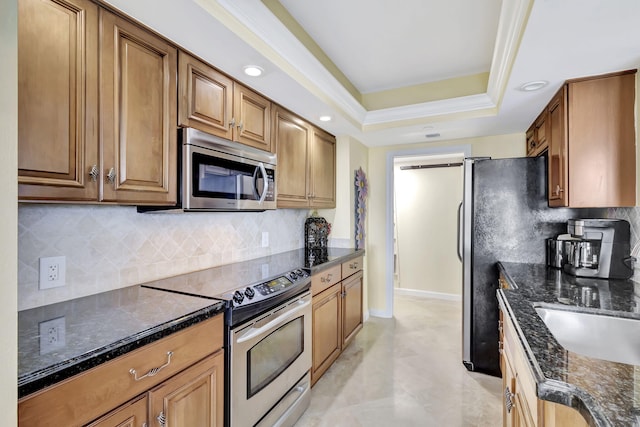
[368,133,525,316]
[319,135,369,315]
[394,163,463,297]
[1,0,18,423]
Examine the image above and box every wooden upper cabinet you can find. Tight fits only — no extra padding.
[18,0,99,201]
[566,71,636,207]
[177,53,272,152]
[546,70,636,208]
[273,106,310,208]
[309,126,336,208]
[233,83,272,152]
[178,51,234,140]
[526,109,548,157]
[99,10,177,205]
[547,88,568,207]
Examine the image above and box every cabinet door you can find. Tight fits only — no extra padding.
[100,10,177,205]
[309,127,336,208]
[525,125,536,157]
[178,51,233,140]
[311,283,342,386]
[501,350,516,427]
[342,271,363,348]
[86,395,147,427]
[149,350,224,427]
[534,111,548,154]
[233,83,272,152]
[18,0,99,201]
[273,106,310,208]
[547,87,568,207]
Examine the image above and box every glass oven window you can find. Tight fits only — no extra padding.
[192,152,261,200]
[247,317,304,398]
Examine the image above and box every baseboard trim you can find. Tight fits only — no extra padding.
[394,288,462,301]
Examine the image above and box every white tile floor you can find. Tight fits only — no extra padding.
[295,294,503,427]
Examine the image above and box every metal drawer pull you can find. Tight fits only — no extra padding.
[349,262,359,269]
[157,411,166,427]
[504,386,514,413]
[129,351,173,381]
[88,165,99,182]
[321,273,333,283]
[106,167,116,184]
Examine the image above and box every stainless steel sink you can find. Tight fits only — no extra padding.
[534,304,640,366]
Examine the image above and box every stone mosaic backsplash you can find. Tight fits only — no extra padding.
[18,205,308,310]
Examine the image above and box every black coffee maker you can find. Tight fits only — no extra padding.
[563,219,635,279]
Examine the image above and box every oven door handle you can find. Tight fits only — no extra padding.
[236,297,310,344]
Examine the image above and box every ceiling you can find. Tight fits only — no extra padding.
[103,0,640,147]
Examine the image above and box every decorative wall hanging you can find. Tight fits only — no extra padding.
[354,167,368,250]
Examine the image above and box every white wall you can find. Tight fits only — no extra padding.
[394,163,463,297]
[0,0,18,423]
[368,133,526,316]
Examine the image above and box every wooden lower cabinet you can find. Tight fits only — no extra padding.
[19,315,224,427]
[500,305,587,427]
[342,271,363,348]
[311,282,342,386]
[311,259,364,386]
[86,395,148,427]
[149,350,224,427]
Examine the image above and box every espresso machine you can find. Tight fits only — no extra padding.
[560,219,634,279]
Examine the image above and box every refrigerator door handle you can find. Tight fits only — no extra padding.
[457,201,463,261]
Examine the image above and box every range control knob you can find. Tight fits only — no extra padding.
[233,290,244,305]
[244,287,255,299]
[295,269,307,277]
[288,271,298,281]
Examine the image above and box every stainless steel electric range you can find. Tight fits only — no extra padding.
[143,256,312,427]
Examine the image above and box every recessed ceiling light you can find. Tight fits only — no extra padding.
[243,65,264,77]
[519,80,548,92]
[319,115,332,122]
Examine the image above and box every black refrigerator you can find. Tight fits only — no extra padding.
[459,156,604,376]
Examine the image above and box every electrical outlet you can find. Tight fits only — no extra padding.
[261,231,269,248]
[39,317,66,354]
[39,256,66,290]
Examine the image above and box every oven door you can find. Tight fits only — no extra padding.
[230,291,311,427]
[183,141,276,211]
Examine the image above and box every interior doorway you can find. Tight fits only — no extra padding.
[393,154,464,299]
[384,144,471,317]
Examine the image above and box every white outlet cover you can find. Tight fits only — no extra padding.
[261,231,269,247]
[39,316,66,354]
[39,256,66,290]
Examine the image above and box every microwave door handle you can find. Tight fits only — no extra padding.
[255,162,268,204]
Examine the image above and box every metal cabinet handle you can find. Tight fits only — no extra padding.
[88,165,99,182]
[129,351,173,381]
[320,273,333,283]
[157,411,166,427]
[349,262,359,269]
[555,185,564,196]
[238,121,244,131]
[229,118,236,128]
[106,167,116,184]
[504,386,514,413]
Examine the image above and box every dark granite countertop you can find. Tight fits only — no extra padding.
[141,248,365,298]
[18,286,224,398]
[19,247,363,398]
[497,262,640,427]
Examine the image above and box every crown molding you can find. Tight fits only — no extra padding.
[198,0,533,132]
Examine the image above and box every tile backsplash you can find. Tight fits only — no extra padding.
[19,205,309,310]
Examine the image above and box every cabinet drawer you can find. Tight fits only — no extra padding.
[311,265,342,296]
[19,314,223,427]
[341,256,363,279]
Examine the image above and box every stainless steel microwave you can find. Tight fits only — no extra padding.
[179,128,276,211]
